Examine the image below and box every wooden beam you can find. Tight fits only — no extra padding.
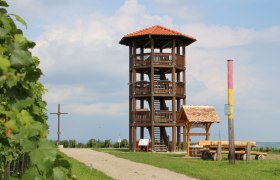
[177,126,181,150]
[143,40,151,48]
[205,123,212,140]
[129,45,133,151]
[183,126,187,150]
[161,40,172,49]
[129,126,132,151]
[150,38,155,152]
[171,39,176,152]
[141,47,144,61]
[190,133,210,136]
[172,126,176,152]
[187,123,192,156]
[151,126,155,152]
[133,126,137,152]
[140,127,144,139]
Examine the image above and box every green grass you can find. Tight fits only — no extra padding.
[58,152,113,180]
[96,148,280,180]
[22,152,112,180]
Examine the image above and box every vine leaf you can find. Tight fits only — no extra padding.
[0,0,9,7]
[53,167,67,180]
[10,14,27,29]
[29,140,57,175]
[10,49,32,67]
[0,55,10,72]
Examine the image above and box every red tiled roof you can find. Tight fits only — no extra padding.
[119,25,196,46]
[124,25,195,40]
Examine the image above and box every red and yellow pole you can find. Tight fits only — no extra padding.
[228,60,235,164]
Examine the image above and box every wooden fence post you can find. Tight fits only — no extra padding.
[217,141,222,161]
[246,142,251,161]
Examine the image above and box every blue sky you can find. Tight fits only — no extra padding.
[7,0,280,143]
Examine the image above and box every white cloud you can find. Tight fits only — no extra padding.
[181,24,257,48]
[65,102,128,116]
[43,85,91,104]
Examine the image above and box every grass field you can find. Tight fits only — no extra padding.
[58,152,113,180]
[22,151,112,180]
[96,148,280,180]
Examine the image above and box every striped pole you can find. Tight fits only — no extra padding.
[228,60,235,164]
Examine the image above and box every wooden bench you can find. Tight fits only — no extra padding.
[199,140,267,160]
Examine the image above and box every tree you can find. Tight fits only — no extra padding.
[101,139,112,148]
[0,0,72,178]
[113,139,128,148]
[68,140,77,148]
[120,139,129,148]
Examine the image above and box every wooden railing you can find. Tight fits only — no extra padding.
[176,82,185,96]
[153,53,172,66]
[134,81,184,96]
[134,110,180,124]
[135,110,151,123]
[154,111,173,123]
[176,54,184,67]
[134,81,150,95]
[154,81,172,94]
[134,53,184,68]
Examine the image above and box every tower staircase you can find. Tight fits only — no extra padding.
[148,126,169,152]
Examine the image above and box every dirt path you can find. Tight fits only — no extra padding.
[60,148,196,180]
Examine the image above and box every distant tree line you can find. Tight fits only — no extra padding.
[54,139,129,148]
[256,146,280,153]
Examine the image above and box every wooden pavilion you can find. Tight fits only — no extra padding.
[119,25,196,152]
[176,105,220,155]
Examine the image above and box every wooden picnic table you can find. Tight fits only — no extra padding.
[198,140,267,160]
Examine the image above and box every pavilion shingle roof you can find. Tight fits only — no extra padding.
[177,105,220,124]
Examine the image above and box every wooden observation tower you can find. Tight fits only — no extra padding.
[119,25,196,152]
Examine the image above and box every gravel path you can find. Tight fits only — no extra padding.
[60,148,196,180]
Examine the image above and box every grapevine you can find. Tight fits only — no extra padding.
[0,0,72,179]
